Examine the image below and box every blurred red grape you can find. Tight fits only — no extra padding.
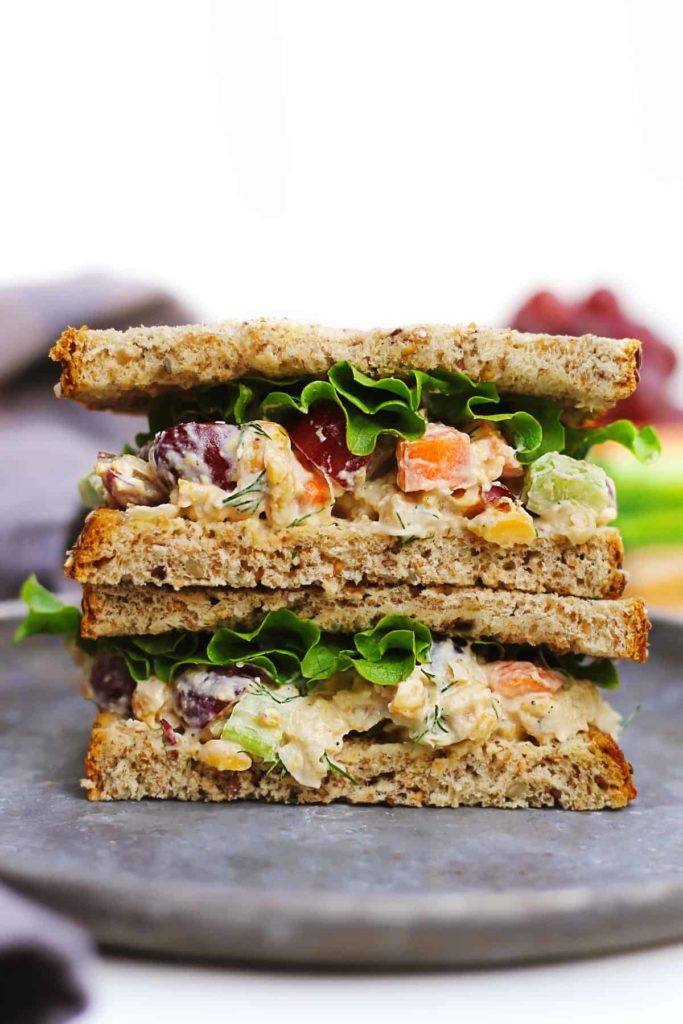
[511,289,683,423]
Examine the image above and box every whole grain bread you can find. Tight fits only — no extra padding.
[83,712,636,810]
[81,582,649,662]
[67,509,626,599]
[51,318,641,417]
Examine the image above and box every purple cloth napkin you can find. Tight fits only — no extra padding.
[0,273,195,598]
[0,883,92,1024]
[0,274,196,1018]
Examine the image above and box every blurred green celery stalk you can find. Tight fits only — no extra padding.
[595,456,683,548]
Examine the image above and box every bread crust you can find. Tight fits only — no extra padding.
[80,582,650,662]
[51,319,641,417]
[67,509,627,599]
[83,712,636,810]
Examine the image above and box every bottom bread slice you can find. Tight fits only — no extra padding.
[83,712,636,810]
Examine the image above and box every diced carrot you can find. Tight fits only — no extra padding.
[397,424,471,492]
[303,468,331,507]
[296,452,332,510]
[487,661,564,699]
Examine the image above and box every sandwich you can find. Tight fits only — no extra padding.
[16,317,657,809]
[56,320,653,597]
[17,575,640,809]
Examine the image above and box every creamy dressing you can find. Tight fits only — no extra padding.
[469,423,524,484]
[534,500,617,546]
[277,681,388,787]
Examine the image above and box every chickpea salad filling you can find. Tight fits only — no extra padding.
[78,362,658,547]
[18,578,622,789]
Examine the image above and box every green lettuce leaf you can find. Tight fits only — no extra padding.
[13,576,81,643]
[548,652,620,690]
[130,632,212,683]
[349,615,432,684]
[260,368,428,457]
[300,636,349,682]
[133,361,659,466]
[257,363,566,460]
[564,420,661,463]
[136,378,293,447]
[206,610,322,686]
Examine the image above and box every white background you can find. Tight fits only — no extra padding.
[3,2,683,1020]
[80,944,683,1024]
[2,0,683,361]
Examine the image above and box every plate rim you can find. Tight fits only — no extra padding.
[5,851,683,967]
[3,609,683,966]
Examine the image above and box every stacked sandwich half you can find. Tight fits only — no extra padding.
[22,318,657,808]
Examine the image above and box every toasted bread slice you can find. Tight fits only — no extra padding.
[83,713,636,810]
[67,509,626,599]
[81,582,650,662]
[51,319,641,417]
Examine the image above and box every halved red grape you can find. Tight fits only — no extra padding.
[484,482,516,506]
[288,403,370,490]
[149,422,240,490]
[173,665,260,729]
[90,652,135,715]
[511,288,682,422]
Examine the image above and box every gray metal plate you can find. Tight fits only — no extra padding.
[1,611,682,967]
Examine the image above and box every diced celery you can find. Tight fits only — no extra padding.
[222,722,279,761]
[525,452,614,516]
[78,472,107,509]
[221,693,288,761]
[613,507,683,548]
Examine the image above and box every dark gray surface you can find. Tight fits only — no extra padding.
[1,612,682,967]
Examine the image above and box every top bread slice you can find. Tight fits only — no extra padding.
[50,318,641,417]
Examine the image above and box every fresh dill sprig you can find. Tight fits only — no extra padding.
[251,681,301,704]
[411,704,450,744]
[244,422,272,440]
[324,753,359,785]
[399,533,435,546]
[621,704,641,730]
[222,471,267,512]
[286,510,319,528]
[395,511,406,530]
[262,753,282,774]
[433,706,449,734]
[421,668,435,681]
[410,721,431,744]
